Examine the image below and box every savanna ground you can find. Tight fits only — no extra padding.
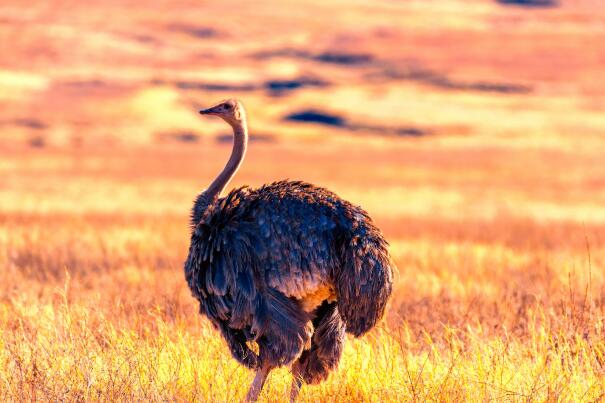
[2,0,605,401]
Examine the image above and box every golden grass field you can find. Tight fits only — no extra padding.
[2,0,605,401]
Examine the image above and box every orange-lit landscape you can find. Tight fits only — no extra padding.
[2,0,605,401]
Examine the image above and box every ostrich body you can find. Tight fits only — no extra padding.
[184,99,394,401]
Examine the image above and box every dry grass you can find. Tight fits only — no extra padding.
[2,144,605,401]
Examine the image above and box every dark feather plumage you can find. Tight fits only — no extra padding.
[185,180,394,378]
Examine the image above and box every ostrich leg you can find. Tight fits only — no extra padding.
[245,363,272,402]
[289,373,303,403]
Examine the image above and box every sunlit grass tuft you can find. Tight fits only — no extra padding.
[2,293,604,401]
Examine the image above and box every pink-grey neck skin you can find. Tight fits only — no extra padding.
[199,99,248,204]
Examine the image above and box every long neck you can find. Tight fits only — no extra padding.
[206,119,248,201]
[191,118,248,226]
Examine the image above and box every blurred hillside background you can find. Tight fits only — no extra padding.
[1,0,604,145]
[1,0,605,220]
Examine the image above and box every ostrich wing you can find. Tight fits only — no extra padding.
[186,188,315,366]
[186,183,345,322]
[246,198,340,300]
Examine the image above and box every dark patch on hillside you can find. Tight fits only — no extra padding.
[497,0,558,7]
[28,135,46,148]
[156,131,201,143]
[252,48,374,66]
[387,127,427,137]
[252,48,309,60]
[174,81,257,92]
[62,80,108,88]
[265,77,329,95]
[285,110,346,127]
[168,24,219,38]
[348,123,430,137]
[313,52,374,66]
[254,48,530,94]
[372,67,532,94]
[284,110,430,138]
[164,75,329,96]
[131,34,158,44]
[13,119,47,130]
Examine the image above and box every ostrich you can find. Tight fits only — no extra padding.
[184,99,394,402]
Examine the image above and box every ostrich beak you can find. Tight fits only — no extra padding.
[199,106,219,115]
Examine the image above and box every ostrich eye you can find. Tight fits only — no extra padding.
[224,104,232,110]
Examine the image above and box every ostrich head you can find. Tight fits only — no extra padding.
[199,99,246,127]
